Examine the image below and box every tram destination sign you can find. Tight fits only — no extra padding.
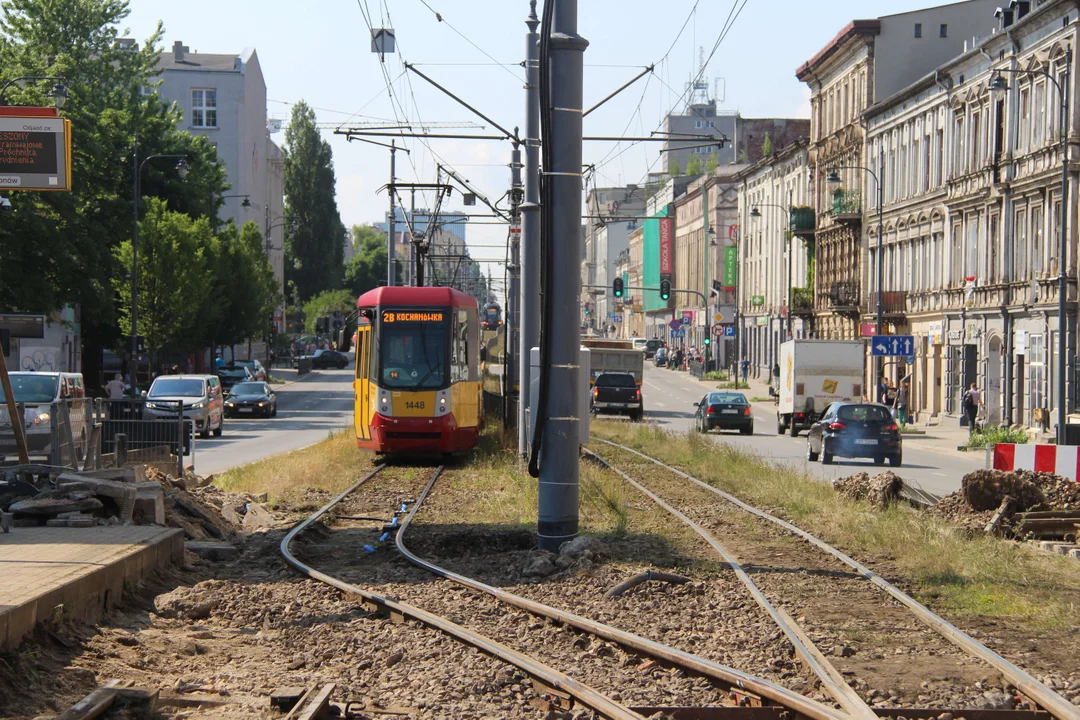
[0,115,72,191]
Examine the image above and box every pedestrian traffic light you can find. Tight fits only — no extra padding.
[703,335,711,346]
[613,277,624,298]
[659,279,671,301]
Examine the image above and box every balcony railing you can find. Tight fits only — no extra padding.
[791,286,815,314]
[866,291,908,316]
[828,281,860,311]
[831,190,862,221]
[789,206,816,238]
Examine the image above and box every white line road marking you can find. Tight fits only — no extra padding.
[932,472,947,477]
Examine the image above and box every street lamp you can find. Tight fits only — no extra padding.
[827,158,885,391]
[987,48,1072,443]
[0,76,68,108]
[130,145,189,392]
[750,198,794,362]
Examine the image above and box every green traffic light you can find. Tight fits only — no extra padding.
[703,337,711,346]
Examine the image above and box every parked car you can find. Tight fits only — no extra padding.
[645,339,663,359]
[806,402,901,467]
[217,365,254,391]
[0,372,89,461]
[224,382,277,418]
[590,372,643,421]
[310,349,350,370]
[694,391,754,435]
[145,375,224,438]
[226,359,266,381]
[654,347,668,367]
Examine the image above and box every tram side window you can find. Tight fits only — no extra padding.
[451,310,469,382]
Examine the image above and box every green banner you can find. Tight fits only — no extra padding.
[723,247,738,288]
[751,295,765,306]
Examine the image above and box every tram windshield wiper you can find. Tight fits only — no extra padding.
[411,362,440,392]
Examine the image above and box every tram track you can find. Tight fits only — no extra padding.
[590,439,1080,720]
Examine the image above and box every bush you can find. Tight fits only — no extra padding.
[703,371,729,380]
[966,425,1030,449]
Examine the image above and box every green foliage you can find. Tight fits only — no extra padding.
[705,152,719,174]
[762,132,774,157]
[667,156,682,176]
[209,221,281,349]
[703,371,729,380]
[685,155,703,176]
[283,101,345,302]
[114,198,213,353]
[344,224,396,296]
[302,289,355,333]
[966,426,1030,449]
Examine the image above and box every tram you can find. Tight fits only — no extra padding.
[353,286,482,454]
[482,302,503,331]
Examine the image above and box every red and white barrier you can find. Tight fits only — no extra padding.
[992,443,1080,481]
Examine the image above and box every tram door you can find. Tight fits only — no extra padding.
[354,323,372,441]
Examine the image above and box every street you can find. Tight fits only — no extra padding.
[635,364,984,498]
[191,368,355,476]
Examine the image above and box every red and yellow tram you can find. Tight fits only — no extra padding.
[353,286,482,454]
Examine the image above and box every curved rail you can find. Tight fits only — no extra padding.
[280,464,645,720]
[582,449,877,720]
[597,439,1080,720]
[395,464,850,720]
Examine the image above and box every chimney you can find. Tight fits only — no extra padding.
[1010,0,1030,20]
[173,40,186,63]
[995,7,1014,30]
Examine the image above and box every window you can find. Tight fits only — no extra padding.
[988,214,999,283]
[1030,334,1047,421]
[914,23,923,38]
[1014,207,1028,280]
[191,88,217,128]
[1032,205,1044,275]
[1034,82,1046,147]
[1018,87,1030,151]
[940,23,948,38]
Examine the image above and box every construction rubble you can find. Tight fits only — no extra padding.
[932,469,1080,540]
[832,471,903,509]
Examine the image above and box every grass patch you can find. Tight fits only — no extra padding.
[216,429,375,502]
[965,425,1030,449]
[749,396,772,403]
[591,421,1080,629]
[703,371,729,381]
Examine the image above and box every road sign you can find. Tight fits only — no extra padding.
[871,335,914,357]
[712,324,723,337]
[668,319,680,331]
[680,316,691,326]
[0,111,72,191]
[723,324,736,338]
[714,313,724,323]
[670,328,685,339]
[614,315,623,323]
[681,310,693,326]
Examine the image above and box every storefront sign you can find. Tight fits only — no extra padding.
[755,315,769,326]
[751,295,764,306]
[928,321,944,345]
[723,247,738,290]
[658,217,673,275]
[859,323,877,338]
[1015,329,1028,356]
[0,110,72,191]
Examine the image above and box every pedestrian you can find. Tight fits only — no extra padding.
[214,352,224,371]
[185,358,193,374]
[740,357,750,384]
[894,380,910,428]
[105,373,125,399]
[962,383,982,435]
[877,377,888,404]
[884,379,898,410]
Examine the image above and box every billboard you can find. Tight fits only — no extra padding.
[658,216,673,276]
[0,108,72,191]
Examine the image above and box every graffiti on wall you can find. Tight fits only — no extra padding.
[20,347,61,372]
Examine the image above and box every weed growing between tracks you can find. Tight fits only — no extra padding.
[592,421,1080,632]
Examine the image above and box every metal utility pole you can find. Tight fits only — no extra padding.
[387,140,397,287]
[519,0,541,458]
[537,0,588,552]
[702,180,711,372]
[507,138,523,425]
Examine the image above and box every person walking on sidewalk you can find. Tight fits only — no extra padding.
[962,383,982,435]
[740,357,749,385]
[893,381,910,428]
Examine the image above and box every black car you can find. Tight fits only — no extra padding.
[217,365,253,390]
[806,402,901,466]
[591,372,643,421]
[224,382,278,418]
[311,349,350,369]
[694,391,754,435]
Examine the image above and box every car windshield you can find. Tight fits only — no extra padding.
[0,374,58,403]
[837,405,892,422]
[377,310,448,389]
[231,382,266,395]
[646,340,662,350]
[709,393,747,405]
[149,378,204,398]
[596,374,636,388]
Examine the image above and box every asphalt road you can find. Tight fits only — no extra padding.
[630,364,984,497]
[192,367,355,476]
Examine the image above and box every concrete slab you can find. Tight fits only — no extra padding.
[0,525,183,650]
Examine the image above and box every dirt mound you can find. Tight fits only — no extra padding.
[833,471,902,509]
[933,468,1080,534]
[143,468,278,540]
[961,469,1046,511]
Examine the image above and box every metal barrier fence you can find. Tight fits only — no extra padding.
[0,398,96,469]
[99,399,191,476]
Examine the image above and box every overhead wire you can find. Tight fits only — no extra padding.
[417,0,526,82]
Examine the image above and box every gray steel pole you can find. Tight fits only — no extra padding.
[388,140,396,287]
[876,149,884,385]
[702,181,710,372]
[130,141,139,395]
[538,0,587,552]
[509,141,522,402]
[519,0,540,457]
[1057,48,1071,444]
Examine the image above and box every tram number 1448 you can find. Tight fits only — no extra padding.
[406,401,426,410]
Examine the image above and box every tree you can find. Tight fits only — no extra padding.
[685,155,703,176]
[302,289,356,334]
[762,132,774,157]
[206,221,281,352]
[667,156,683,176]
[344,224,395,297]
[283,101,345,302]
[705,152,720,174]
[113,198,213,353]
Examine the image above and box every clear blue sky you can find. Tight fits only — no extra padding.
[122,0,941,299]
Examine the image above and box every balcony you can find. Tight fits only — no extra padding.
[830,190,862,224]
[791,286,815,315]
[789,206,816,239]
[866,291,908,316]
[828,281,860,313]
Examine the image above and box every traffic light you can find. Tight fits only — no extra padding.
[703,333,711,346]
[659,278,671,301]
[612,277,624,298]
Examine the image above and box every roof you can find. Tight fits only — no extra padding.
[796,20,881,80]
[356,286,478,309]
[158,52,240,73]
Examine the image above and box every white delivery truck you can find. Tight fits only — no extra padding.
[775,339,865,436]
[580,338,644,386]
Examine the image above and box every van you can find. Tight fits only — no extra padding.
[145,374,224,438]
[0,372,90,461]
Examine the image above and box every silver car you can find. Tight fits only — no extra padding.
[145,375,224,438]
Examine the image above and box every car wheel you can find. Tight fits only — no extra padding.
[200,426,210,439]
[821,442,834,465]
[790,422,799,438]
[213,417,223,437]
[740,426,753,436]
[874,456,886,466]
[271,404,277,417]
[777,416,785,434]
[889,453,902,467]
[807,440,819,462]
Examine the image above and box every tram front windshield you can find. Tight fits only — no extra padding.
[377,310,448,390]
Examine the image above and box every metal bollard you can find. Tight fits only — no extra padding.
[116,433,128,467]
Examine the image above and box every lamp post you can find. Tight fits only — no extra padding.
[750,199,793,363]
[0,76,68,108]
[989,48,1072,444]
[131,143,189,392]
[827,156,885,390]
[210,193,251,232]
